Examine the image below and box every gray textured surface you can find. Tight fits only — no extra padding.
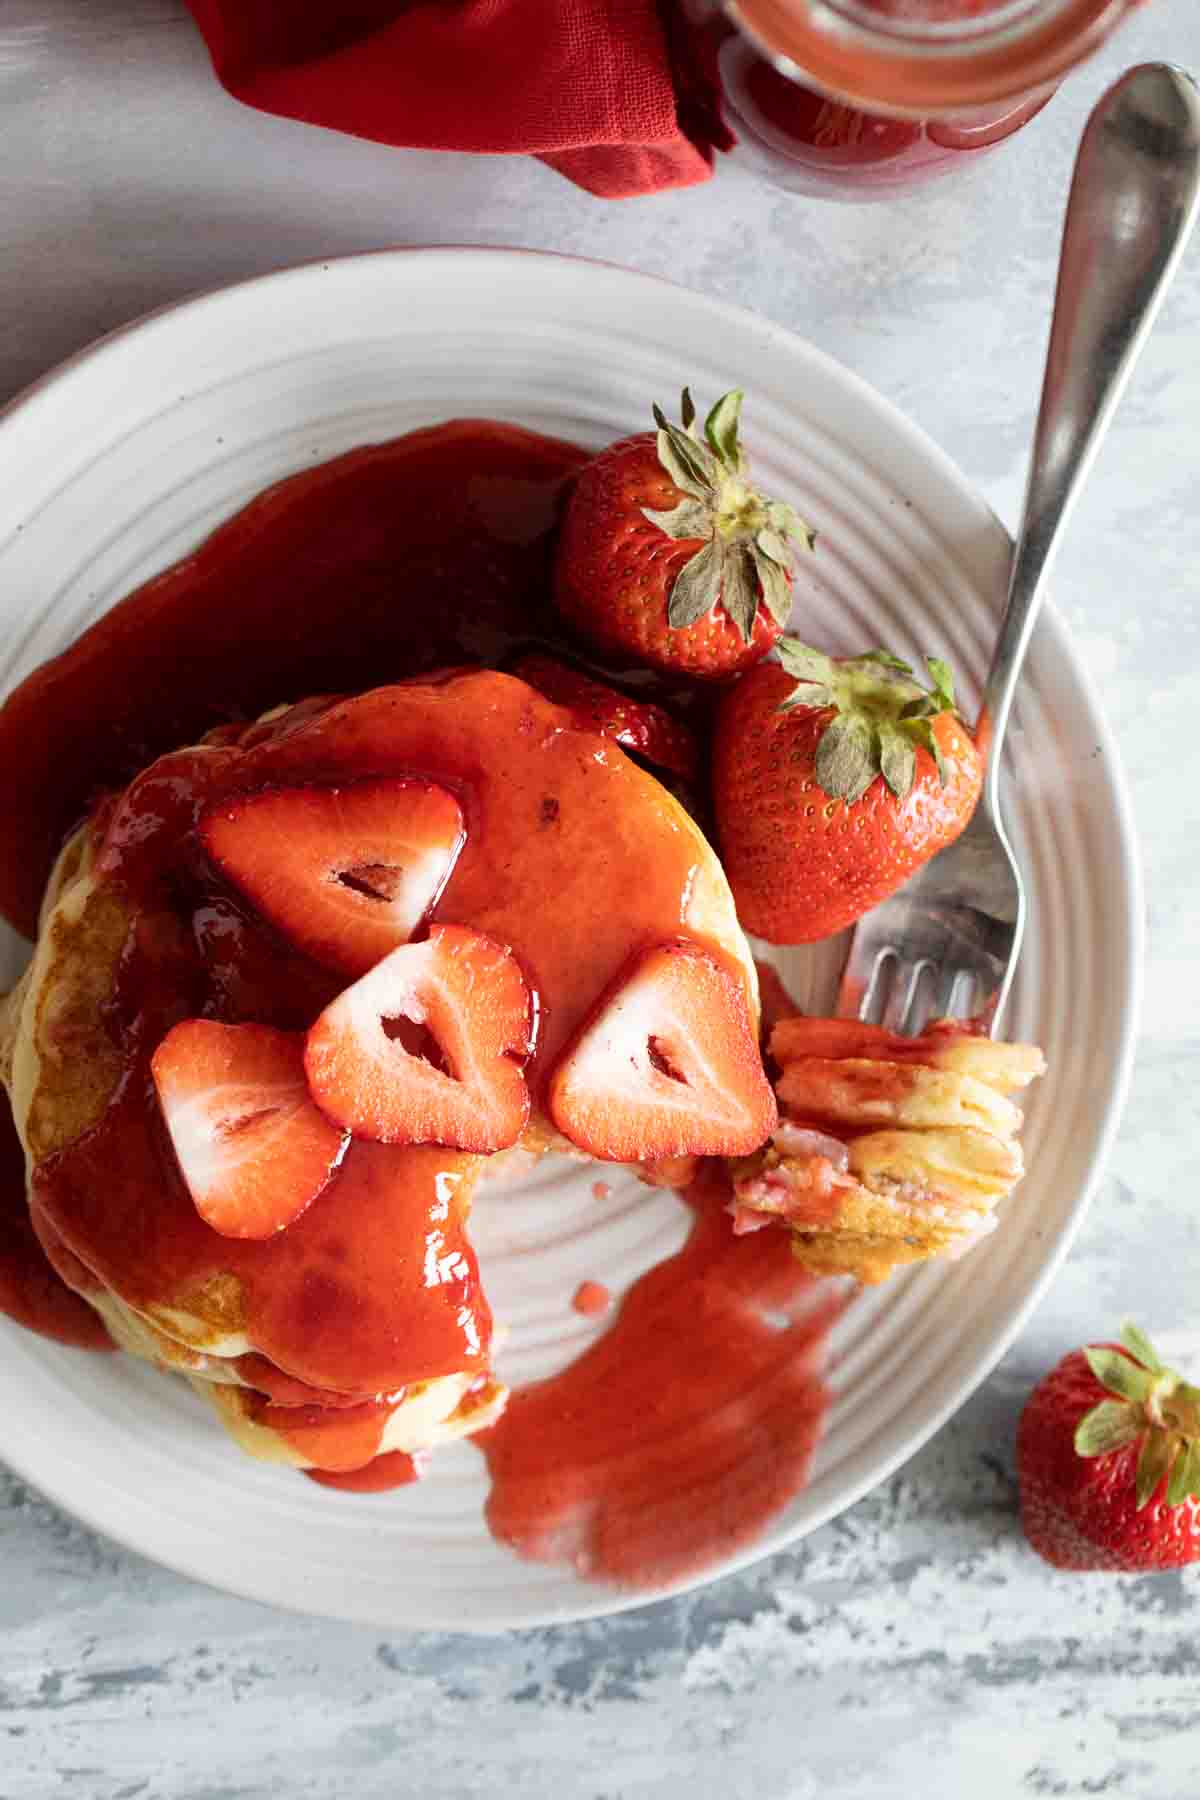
[2,3,1199,1796]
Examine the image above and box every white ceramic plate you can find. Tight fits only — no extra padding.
[0,249,1140,1630]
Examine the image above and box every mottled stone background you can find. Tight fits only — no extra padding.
[2,4,1198,1796]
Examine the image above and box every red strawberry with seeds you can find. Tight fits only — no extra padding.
[200,779,465,978]
[1017,1323,1200,1572]
[304,923,533,1152]
[713,642,982,943]
[510,654,699,781]
[554,389,815,680]
[547,938,777,1163]
[152,1020,347,1239]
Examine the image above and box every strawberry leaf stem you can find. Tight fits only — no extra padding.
[1075,1324,1200,1511]
[1120,1319,1165,1373]
[773,640,967,802]
[1137,1429,1174,1508]
[642,390,815,644]
[1073,1400,1143,1456]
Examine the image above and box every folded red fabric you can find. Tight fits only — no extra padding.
[184,1,730,199]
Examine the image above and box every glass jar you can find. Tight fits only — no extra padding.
[681,0,1145,198]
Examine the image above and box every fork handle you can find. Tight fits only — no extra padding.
[977,64,1200,807]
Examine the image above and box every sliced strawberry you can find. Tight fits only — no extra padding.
[547,939,777,1163]
[152,1020,348,1239]
[511,654,699,781]
[200,779,465,977]
[304,923,533,1152]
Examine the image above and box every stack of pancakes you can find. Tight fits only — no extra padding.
[0,671,760,1476]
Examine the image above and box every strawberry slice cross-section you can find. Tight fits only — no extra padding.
[304,923,534,1152]
[152,1020,348,1239]
[548,939,777,1163]
[200,778,466,977]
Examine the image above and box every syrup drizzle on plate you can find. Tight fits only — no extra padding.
[484,1165,843,1588]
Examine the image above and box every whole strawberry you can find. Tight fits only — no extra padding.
[1017,1323,1200,1572]
[554,389,814,679]
[712,641,981,943]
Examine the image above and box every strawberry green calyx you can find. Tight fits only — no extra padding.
[644,389,816,642]
[1076,1322,1200,1509]
[774,639,964,804]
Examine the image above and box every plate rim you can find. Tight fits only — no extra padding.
[0,245,1144,1631]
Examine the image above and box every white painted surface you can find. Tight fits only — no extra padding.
[1,0,1198,1793]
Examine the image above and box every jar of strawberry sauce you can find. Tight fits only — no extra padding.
[680,0,1145,198]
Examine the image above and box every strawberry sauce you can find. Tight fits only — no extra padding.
[0,1097,112,1351]
[0,422,590,943]
[306,1450,426,1493]
[250,1391,401,1472]
[483,1164,843,1588]
[0,418,840,1586]
[571,1279,611,1317]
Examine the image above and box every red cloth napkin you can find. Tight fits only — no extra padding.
[184,1,731,199]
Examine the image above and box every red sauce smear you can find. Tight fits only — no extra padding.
[0,1091,112,1351]
[307,1450,426,1493]
[250,1391,399,1472]
[482,1164,844,1589]
[229,1352,375,1409]
[571,1279,611,1318]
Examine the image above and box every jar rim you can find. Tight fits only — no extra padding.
[727,0,1134,114]
[793,0,1072,47]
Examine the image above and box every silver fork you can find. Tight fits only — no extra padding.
[836,63,1200,1038]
